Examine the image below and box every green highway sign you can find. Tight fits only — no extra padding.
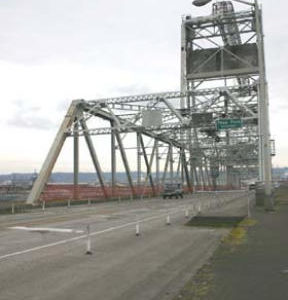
[216,119,243,130]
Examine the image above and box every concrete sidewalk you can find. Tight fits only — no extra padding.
[176,186,288,300]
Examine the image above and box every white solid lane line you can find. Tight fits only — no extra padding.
[0,194,240,262]
[0,209,195,262]
[9,226,85,234]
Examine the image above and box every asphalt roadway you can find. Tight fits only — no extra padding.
[0,192,248,300]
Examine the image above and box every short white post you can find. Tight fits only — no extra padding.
[67,199,71,208]
[136,222,140,236]
[42,201,45,213]
[166,215,171,225]
[198,205,201,214]
[185,209,189,219]
[86,225,92,255]
[11,203,15,214]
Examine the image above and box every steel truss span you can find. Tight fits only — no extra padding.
[26,0,273,207]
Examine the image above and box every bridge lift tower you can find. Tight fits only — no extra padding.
[181,0,273,208]
[26,0,273,209]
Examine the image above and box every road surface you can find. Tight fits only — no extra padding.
[0,192,248,300]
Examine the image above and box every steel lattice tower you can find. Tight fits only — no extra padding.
[26,0,273,209]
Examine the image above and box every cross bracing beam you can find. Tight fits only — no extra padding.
[80,104,185,149]
[79,85,256,107]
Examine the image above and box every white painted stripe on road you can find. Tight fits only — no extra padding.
[0,195,245,262]
[0,210,192,262]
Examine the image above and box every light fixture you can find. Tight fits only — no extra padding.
[192,0,212,6]
[192,0,254,7]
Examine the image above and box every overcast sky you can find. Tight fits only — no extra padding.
[0,0,287,174]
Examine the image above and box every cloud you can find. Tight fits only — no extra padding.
[7,114,56,130]
[7,100,57,130]
[111,84,151,96]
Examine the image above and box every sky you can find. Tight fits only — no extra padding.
[0,0,287,174]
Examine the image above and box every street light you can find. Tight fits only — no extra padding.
[192,0,255,7]
[192,0,212,6]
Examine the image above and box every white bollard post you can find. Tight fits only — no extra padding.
[185,209,189,219]
[136,222,140,236]
[11,203,15,214]
[85,225,92,255]
[198,205,201,214]
[67,199,71,208]
[166,215,171,225]
[42,201,45,213]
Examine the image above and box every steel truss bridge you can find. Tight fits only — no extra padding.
[27,0,273,207]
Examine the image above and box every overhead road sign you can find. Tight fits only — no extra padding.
[216,119,242,130]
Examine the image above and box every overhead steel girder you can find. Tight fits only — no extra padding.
[80,86,255,107]
[80,104,184,149]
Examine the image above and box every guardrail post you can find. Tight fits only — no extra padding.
[166,215,171,225]
[85,225,92,255]
[136,222,140,236]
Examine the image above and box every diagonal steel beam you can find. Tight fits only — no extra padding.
[80,119,108,199]
[138,134,155,194]
[26,100,80,205]
[114,130,135,196]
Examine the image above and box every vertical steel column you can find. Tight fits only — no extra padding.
[180,18,188,109]
[80,119,108,199]
[155,140,160,190]
[169,144,174,182]
[182,149,192,191]
[114,131,135,196]
[137,133,142,187]
[73,118,79,200]
[111,122,117,197]
[255,1,273,209]
[162,147,170,184]
[176,154,181,177]
[204,157,211,187]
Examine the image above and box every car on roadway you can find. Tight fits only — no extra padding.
[162,182,183,199]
